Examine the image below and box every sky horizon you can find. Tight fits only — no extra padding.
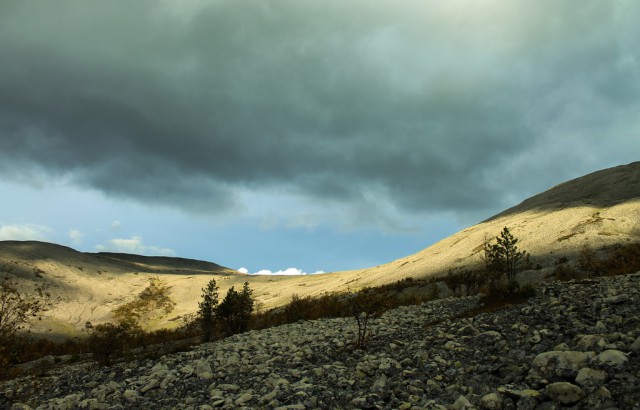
[1,1,639,274]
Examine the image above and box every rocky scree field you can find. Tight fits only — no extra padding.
[1,272,640,409]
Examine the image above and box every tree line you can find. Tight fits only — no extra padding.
[198,280,254,342]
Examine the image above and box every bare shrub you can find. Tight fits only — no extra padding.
[0,278,49,375]
[0,278,49,342]
[350,288,388,349]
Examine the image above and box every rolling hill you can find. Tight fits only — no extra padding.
[1,161,638,337]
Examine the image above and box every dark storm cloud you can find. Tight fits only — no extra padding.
[1,1,638,218]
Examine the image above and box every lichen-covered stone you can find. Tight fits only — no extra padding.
[2,272,639,409]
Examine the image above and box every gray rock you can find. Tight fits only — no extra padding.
[477,331,503,345]
[122,389,138,401]
[140,378,160,393]
[235,392,254,405]
[629,335,640,354]
[211,399,225,407]
[496,386,541,400]
[532,351,595,377]
[452,395,473,410]
[479,392,503,409]
[545,382,585,405]
[160,373,177,389]
[218,383,240,392]
[594,349,628,368]
[575,367,606,387]
[575,334,607,352]
[79,398,109,410]
[195,359,213,379]
[516,395,537,410]
[528,331,542,344]
[372,374,388,390]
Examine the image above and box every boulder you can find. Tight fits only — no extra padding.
[479,392,503,409]
[452,395,473,410]
[630,335,640,354]
[594,349,628,368]
[545,382,585,405]
[575,367,606,387]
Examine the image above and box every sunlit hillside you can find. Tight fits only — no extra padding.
[1,162,638,337]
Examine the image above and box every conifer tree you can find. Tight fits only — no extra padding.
[216,281,254,335]
[198,279,219,342]
[486,227,528,283]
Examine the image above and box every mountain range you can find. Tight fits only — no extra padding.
[1,161,638,337]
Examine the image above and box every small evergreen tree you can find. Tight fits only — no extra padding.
[216,281,254,336]
[486,227,528,284]
[239,281,254,326]
[198,279,219,342]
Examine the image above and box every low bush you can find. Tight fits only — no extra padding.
[568,243,640,279]
[113,277,175,327]
[553,256,582,281]
[88,321,143,366]
[350,288,388,349]
[599,243,640,276]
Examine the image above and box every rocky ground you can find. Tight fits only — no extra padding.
[2,272,639,410]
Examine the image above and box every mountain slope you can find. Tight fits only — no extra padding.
[339,161,640,285]
[490,161,640,217]
[0,241,234,277]
[1,162,638,336]
[0,241,243,336]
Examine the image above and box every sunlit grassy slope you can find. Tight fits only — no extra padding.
[1,162,638,337]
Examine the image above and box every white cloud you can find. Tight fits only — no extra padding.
[110,220,122,230]
[0,224,51,241]
[68,229,84,245]
[95,236,175,256]
[241,267,325,276]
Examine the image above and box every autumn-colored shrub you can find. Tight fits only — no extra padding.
[577,245,603,277]
[600,243,640,276]
[573,243,640,278]
[113,277,175,327]
[88,321,143,366]
[553,256,582,281]
[443,268,489,297]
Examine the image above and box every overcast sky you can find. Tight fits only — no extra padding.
[1,1,638,274]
